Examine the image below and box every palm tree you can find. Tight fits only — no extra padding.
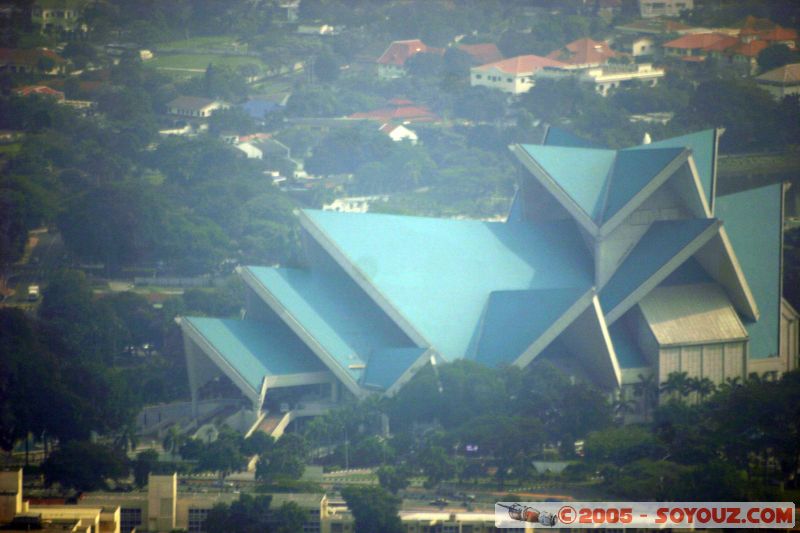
[660,371,691,400]
[719,376,742,393]
[162,424,185,458]
[612,397,637,422]
[695,377,716,402]
[633,373,659,417]
[114,423,140,453]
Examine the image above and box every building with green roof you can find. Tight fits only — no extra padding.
[179,127,799,431]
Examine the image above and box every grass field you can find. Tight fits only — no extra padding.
[147,53,265,72]
[156,35,246,52]
[0,142,21,157]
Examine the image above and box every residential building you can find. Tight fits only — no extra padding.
[662,32,739,62]
[639,0,693,18]
[0,48,66,74]
[31,0,87,34]
[348,99,438,123]
[376,39,441,79]
[470,54,567,94]
[13,85,65,100]
[756,63,800,100]
[456,42,503,65]
[536,62,665,96]
[547,38,617,67]
[722,39,769,74]
[616,18,696,35]
[613,35,656,57]
[323,195,389,213]
[580,63,665,95]
[378,123,417,144]
[178,126,798,428]
[166,96,229,119]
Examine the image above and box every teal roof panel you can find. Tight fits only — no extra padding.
[519,144,616,220]
[184,317,326,391]
[633,130,716,205]
[244,266,414,380]
[543,126,601,148]
[659,257,712,287]
[603,147,685,222]
[716,184,782,359]
[303,210,594,361]
[608,322,648,369]
[600,218,717,313]
[475,288,587,367]
[362,347,427,390]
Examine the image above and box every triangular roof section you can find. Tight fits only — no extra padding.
[299,209,594,362]
[377,39,431,66]
[542,126,601,148]
[757,63,800,84]
[362,347,431,395]
[472,54,567,74]
[600,218,721,323]
[547,38,617,66]
[474,287,591,367]
[630,129,718,211]
[513,143,688,234]
[238,265,416,396]
[179,317,330,408]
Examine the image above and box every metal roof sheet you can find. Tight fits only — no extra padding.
[302,210,594,361]
[632,129,716,207]
[184,317,326,391]
[716,184,782,359]
[243,266,414,380]
[639,283,748,345]
[600,218,718,313]
[474,288,588,367]
[362,347,427,390]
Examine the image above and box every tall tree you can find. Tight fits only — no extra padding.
[341,486,403,533]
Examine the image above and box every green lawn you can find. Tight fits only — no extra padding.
[0,143,21,157]
[146,53,265,72]
[156,35,246,52]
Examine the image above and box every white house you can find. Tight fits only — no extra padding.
[639,0,693,18]
[756,63,800,100]
[166,96,229,118]
[379,123,417,145]
[470,55,567,95]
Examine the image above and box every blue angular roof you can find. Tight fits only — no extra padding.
[183,317,326,391]
[543,126,602,148]
[243,266,415,381]
[602,146,686,223]
[363,347,428,390]
[474,288,588,367]
[303,210,594,361]
[518,144,685,226]
[600,218,718,314]
[632,129,716,207]
[716,184,782,359]
[543,128,716,206]
[519,144,616,221]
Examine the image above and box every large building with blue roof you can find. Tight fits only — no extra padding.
[179,127,799,428]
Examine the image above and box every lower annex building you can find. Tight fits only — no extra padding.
[179,127,800,430]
